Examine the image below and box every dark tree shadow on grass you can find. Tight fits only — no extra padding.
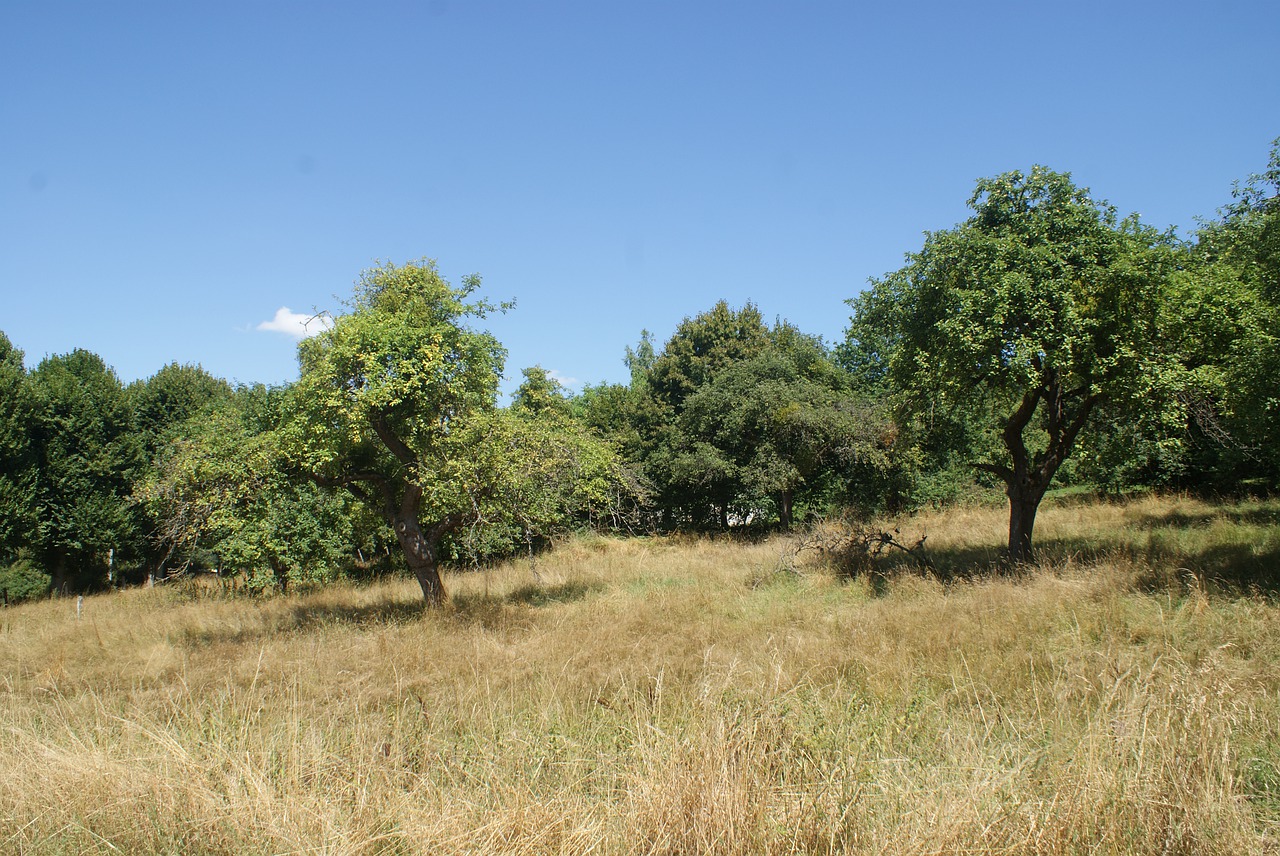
[502,580,601,607]
[293,579,605,629]
[1127,542,1280,597]
[1130,504,1280,531]
[285,597,428,630]
[864,532,1280,599]
[837,496,1280,598]
[176,578,606,646]
[447,579,604,627]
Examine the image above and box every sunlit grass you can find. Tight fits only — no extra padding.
[1,495,1278,853]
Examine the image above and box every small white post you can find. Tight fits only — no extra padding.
[76,595,84,621]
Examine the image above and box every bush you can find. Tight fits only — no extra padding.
[787,517,935,580]
[0,556,51,604]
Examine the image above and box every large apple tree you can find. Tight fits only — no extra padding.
[283,259,633,604]
[284,260,508,604]
[846,168,1176,563]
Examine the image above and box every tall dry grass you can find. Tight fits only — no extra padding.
[1,495,1278,854]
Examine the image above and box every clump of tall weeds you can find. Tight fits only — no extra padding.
[773,515,935,583]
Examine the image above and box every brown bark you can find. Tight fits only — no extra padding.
[1006,482,1046,565]
[976,374,1102,567]
[393,512,445,606]
[317,471,454,606]
[778,489,794,530]
[390,483,463,607]
[315,414,472,607]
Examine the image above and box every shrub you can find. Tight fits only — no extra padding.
[0,556,51,604]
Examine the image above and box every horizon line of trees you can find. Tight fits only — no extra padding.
[2,139,1276,603]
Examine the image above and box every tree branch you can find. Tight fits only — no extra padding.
[342,480,376,510]
[1002,386,1042,477]
[425,512,469,543]
[311,470,395,518]
[399,483,423,520]
[373,414,417,466]
[974,461,1015,484]
[1038,391,1102,482]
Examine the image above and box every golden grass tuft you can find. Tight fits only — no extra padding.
[2,494,1278,853]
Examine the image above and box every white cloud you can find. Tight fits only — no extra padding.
[547,369,581,390]
[256,307,333,339]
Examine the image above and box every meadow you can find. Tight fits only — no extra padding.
[2,494,1278,854]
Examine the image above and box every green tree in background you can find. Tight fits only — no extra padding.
[28,350,145,592]
[1182,138,1280,488]
[574,333,668,512]
[648,301,769,412]
[136,385,366,591]
[847,167,1177,563]
[442,405,641,564]
[602,305,894,531]
[676,352,890,528]
[0,333,47,602]
[510,366,573,418]
[636,302,772,528]
[1073,139,1280,493]
[127,361,234,578]
[129,362,233,451]
[0,333,37,562]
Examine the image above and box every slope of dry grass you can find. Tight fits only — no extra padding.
[2,494,1278,854]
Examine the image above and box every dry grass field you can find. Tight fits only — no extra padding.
[2,494,1278,854]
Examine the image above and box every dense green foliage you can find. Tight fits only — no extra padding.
[282,260,636,603]
[1177,141,1280,488]
[136,386,369,593]
[0,555,49,605]
[648,301,770,412]
[0,333,38,564]
[2,139,1277,600]
[656,330,894,528]
[28,349,146,591]
[577,305,900,532]
[845,167,1180,561]
[843,143,1280,560]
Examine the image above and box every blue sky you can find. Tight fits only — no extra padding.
[3,1,1277,397]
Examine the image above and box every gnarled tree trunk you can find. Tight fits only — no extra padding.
[327,474,457,607]
[979,373,1101,567]
[393,513,445,606]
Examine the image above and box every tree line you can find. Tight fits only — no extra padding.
[2,140,1276,603]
